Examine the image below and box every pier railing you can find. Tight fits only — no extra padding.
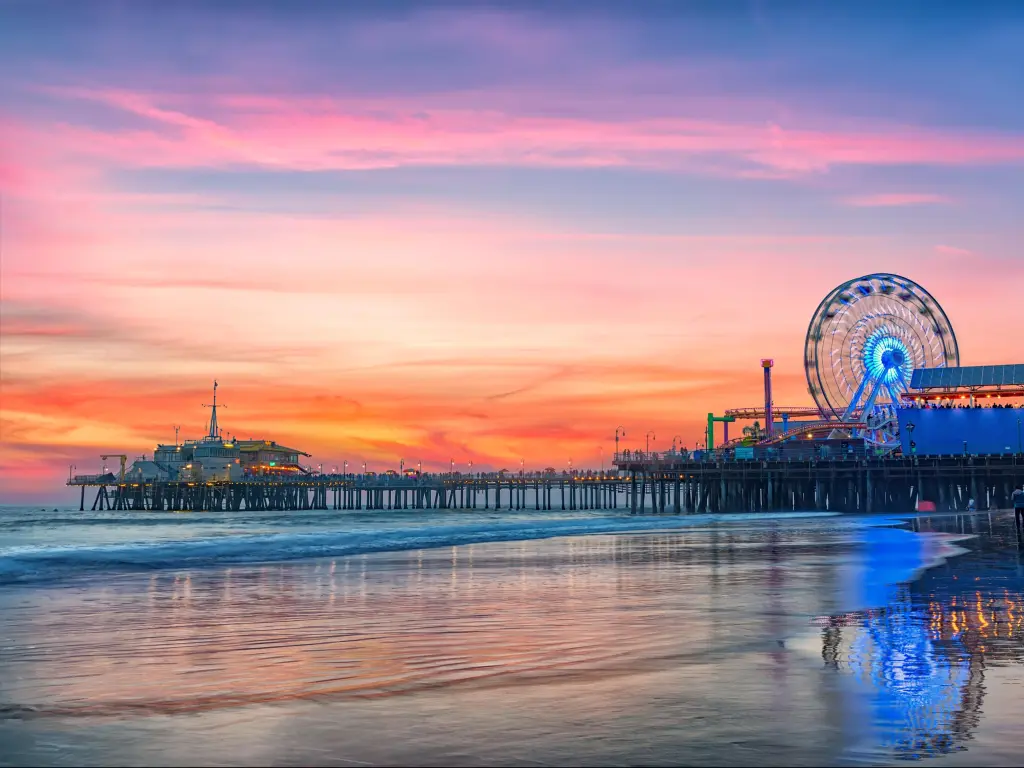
[613,444,879,464]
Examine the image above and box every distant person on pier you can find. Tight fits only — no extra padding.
[1013,485,1024,527]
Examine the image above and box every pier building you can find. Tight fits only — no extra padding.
[114,381,311,484]
[893,364,1024,456]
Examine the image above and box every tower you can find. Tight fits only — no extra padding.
[762,360,774,440]
[203,380,222,439]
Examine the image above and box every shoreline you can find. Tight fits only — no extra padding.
[3,510,847,587]
[4,507,1008,589]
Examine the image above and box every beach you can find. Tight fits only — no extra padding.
[1,508,1022,766]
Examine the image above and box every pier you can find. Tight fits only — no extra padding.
[69,474,631,513]
[69,453,1024,514]
[56,275,1024,519]
[614,453,1024,514]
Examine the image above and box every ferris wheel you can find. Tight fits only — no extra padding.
[804,273,959,446]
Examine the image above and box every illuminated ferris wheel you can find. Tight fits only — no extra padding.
[804,273,959,446]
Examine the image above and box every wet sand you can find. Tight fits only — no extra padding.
[1,512,1022,766]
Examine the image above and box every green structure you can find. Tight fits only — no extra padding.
[707,413,736,450]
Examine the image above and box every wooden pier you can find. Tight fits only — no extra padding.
[69,453,1024,514]
[69,475,630,513]
[614,453,1024,514]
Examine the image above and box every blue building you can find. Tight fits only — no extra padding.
[898,408,1023,456]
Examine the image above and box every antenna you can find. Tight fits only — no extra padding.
[202,380,226,439]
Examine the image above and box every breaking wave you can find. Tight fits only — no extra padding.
[0,511,842,585]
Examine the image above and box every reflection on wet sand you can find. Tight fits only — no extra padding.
[3,530,844,718]
[817,513,1024,763]
[1,515,1022,767]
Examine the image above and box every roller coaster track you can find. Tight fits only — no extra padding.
[717,422,825,449]
[757,421,864,446]
[725,406,823,419]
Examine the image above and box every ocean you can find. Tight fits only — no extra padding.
[1,505,1022,766]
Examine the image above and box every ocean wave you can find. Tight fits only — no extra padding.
[0,511,841,585]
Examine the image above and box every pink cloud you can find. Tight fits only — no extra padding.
[934,244,974,256]
[842,193,952,207]
[29,88,1024,177]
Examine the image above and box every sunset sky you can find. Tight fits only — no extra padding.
[2,1,1023,501]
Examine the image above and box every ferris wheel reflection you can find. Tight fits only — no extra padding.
[819,526,1023,762]
[840,592,971,759]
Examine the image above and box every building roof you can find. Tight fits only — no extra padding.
[911,364,1024,390]
[126,460,177,480]
[234,439,310,456]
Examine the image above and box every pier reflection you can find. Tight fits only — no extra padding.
[819,513,1024,763]
[0,524,855,721]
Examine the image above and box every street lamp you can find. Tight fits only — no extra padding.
[520,458,525,477]
[317,463,322,476]
[646,431,656,455]
[568,457,573,475]
[672,434,683,453]
[362,461,367,475]
[615,426,626,459]
[400,458,404,474]
[450,458,455,476]
[68,464,76,482]
[598,445,604,474]
[417,460,422,475]
[343,460,348,477]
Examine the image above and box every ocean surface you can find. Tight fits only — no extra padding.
[1,505,1022,766]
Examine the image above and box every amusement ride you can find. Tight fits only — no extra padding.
[724,273,959,452]
[805,273,959,448]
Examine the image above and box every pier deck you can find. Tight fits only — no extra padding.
[69,454,1024,514]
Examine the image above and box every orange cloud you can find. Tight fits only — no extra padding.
[0,360,755,501]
